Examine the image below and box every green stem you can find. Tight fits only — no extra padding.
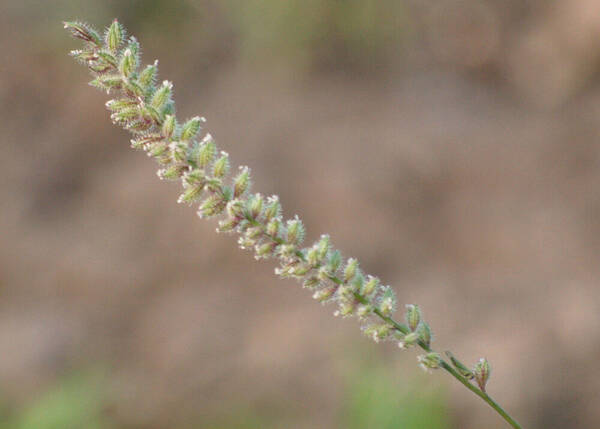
[439,361,522,429]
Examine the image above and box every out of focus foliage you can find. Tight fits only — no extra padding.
[0,373,111,429]
[35,0,411,74]
[341,362,449,429]
[0,363,447,429]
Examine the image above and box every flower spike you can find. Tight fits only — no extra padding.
[65,20,522,429]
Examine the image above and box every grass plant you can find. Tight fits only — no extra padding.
[64,20,523,428]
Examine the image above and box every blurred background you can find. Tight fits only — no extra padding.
[1,1,600,428]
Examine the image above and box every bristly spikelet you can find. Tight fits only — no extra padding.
[363,323,393,343]
[162,114,176,139]
[157,164,186,181]
[178,183,205,205]
[105,19,125,53]
[198,193,228,218]
[123,79,145,99]
[151,80,173,111]
[473,358,491,392]
[417,321,432,348]
[69,49,97,65]
[233,166,251,197]
[418,352,442,372]
[285,216,305,245]
[110,106,139,124]
[181,116,203,141]
[405,304,421,332]
[343,258,358,283]
[263,196,281,221]
[246,193,264,219]
[65,21,517,426]
[212,151,230,179]
[126,36,140,64]
[316,235,330,260]
[139,60,158,92]
[306,246,320,267]
[106,98,137,112]
[194,134,216,168]
[89,74,122,93]
[312,285,338,302]
[266,218,281,237]
[398,332,419,349]
[64,21,102,46]
[119,48,135,77]
[361,275,379,298]
[327,250,342,273]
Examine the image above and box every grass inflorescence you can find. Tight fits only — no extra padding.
[64,19,523,428]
